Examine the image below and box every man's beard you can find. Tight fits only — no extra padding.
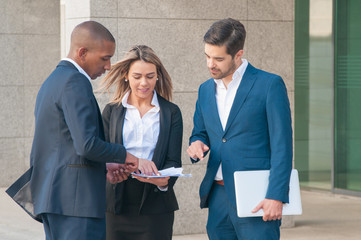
[210,61,237,79]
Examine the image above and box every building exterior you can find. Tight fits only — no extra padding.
[1,0,301,234]
[295,0,361,197]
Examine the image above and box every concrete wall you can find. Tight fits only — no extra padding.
[0,0,60,184]
[1,0,294,234]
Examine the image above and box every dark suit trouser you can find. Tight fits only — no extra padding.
[42,213,106,240]
[106,211,174,240]
[206,184,281,240]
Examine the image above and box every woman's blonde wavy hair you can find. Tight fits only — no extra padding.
[99,45,172,104]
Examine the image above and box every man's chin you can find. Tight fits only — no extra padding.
[211,73,222,79]
[91,73,102,80]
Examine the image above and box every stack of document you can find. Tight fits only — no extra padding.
[132,167,192,178]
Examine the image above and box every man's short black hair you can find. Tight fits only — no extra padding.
[204,18,246,58]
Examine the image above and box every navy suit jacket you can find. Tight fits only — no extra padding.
[7,60,127,221]
[190,63,293,209]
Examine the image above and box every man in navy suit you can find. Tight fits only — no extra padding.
[187,18,293,239]
[7,21,138,240]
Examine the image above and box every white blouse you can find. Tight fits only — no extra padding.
[121,90,160,161]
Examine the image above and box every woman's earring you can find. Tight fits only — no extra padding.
[124,78,128,82]
[156,78,159,81]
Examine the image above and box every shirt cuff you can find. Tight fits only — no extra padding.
[157,185,168,192]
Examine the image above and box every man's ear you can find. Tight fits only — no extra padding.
[78,47,88,61]
[235,49,244,61]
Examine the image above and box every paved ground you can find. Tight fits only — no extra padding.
[1,188,361,239]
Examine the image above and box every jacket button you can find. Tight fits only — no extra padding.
[222,138,227,143]
[154,188,158,192]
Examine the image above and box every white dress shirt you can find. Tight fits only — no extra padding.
[122,91,168,191]
[62,58,91,81]
[214,59,248,181]
[121,90,160,161]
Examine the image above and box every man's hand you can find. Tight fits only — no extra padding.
[125,152,139,173]
[252,199,283,221]
[187,140,209,161]
[106,163,128,184]
[137,158,159,176]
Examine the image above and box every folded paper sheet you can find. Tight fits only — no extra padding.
[132,167,192,178]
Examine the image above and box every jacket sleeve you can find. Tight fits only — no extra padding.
[163,105,183,189]
[61,74,126,164]
[265,76,293,203]
[189,85,210,163]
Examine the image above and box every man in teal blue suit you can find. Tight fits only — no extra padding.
[187,18,293,239]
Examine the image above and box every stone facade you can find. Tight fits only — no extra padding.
[0,0,60,184]
[0,0,295,234]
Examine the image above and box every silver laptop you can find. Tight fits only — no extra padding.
[234,169,302,217]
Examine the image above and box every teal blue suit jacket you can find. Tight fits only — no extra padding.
[190,63,293,209]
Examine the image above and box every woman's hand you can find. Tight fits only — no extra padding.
[137,158,159,176]
[133,175,170,188]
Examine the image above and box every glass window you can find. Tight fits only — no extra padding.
[295,0,333,190]
[334,0,361,192]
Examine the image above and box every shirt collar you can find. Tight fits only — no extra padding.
[62,58,91,81]
[214,59,248,88]
[121,90,160,111]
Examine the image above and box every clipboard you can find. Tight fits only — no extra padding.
[234,169,302,217]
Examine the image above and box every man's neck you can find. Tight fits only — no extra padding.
[66,55,82,67]
[222,60,243,89]
[222,76,233,89]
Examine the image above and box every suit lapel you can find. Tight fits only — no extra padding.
[151,95,170,169]
[204,81,224,134]
[112,105,126,144]
[224,64,257,134]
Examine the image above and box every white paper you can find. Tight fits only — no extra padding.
[131,167,192,178]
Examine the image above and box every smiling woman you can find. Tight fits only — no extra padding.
[126,60,158,116]
[99,45,172,103]
[98,45,183,240]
